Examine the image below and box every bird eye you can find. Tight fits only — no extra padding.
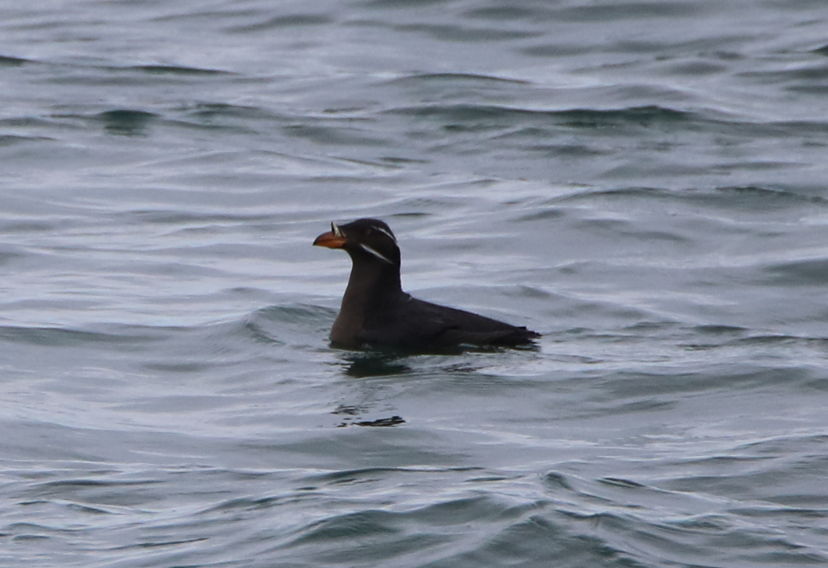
[364,228,372,236]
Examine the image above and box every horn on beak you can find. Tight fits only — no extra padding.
[313,222,348,249]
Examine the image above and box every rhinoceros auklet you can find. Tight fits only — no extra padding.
[313,218,540,352]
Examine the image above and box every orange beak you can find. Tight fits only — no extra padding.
[313,222,347,249]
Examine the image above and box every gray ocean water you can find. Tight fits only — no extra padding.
[3,1,828,566]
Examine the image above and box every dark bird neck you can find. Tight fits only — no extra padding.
[342,258,403,311]
[331,256,405,345]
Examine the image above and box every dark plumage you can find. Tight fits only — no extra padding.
[313,218,540,352]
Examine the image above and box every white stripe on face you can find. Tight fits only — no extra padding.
[360,243,393,264]
[332,222,344,238]
[373,226,396,243]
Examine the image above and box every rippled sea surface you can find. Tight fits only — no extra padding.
[3,1,828,566]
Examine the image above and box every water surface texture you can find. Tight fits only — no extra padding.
[2,1,828,566]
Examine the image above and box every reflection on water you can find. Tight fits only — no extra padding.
[338,351,415,378]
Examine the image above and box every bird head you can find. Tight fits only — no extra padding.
[313,218,401,266]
